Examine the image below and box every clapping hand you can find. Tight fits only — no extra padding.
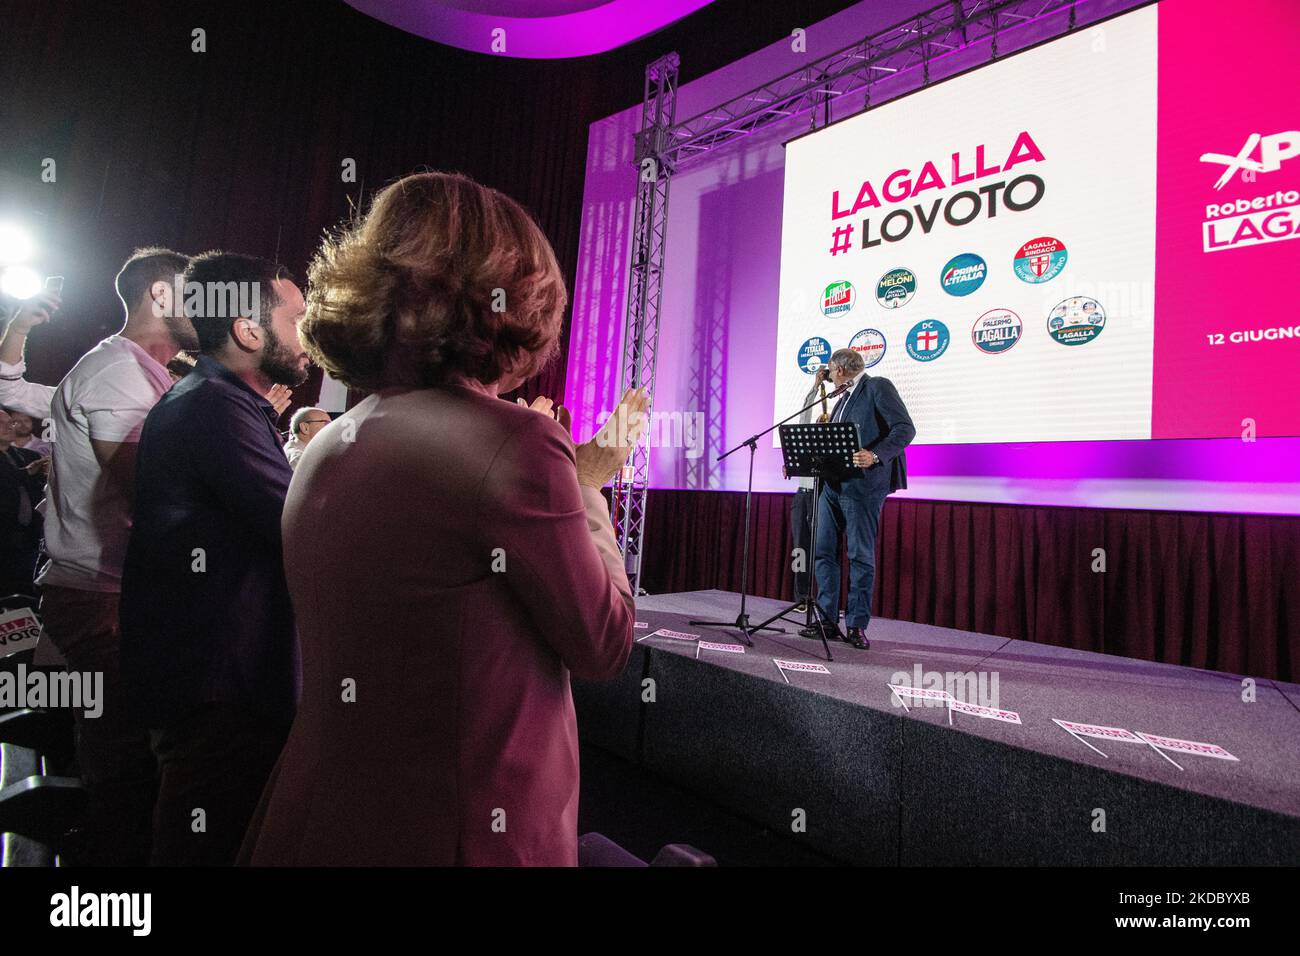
[572,387,650,490]
[516,395,557,419]
[265,384,292,416]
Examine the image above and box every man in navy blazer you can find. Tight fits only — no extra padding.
[120,251,309,865]
[806,348,915,649]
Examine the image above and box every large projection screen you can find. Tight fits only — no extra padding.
[772,1,1299,446]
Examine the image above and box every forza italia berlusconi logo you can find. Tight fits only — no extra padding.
[822,280,855,316]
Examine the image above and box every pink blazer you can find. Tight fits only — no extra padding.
[239,382,635,865]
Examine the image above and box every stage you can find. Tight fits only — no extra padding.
[572,590,1300,866]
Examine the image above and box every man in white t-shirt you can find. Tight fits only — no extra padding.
[22,247,196,866]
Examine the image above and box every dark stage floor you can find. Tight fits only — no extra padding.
[573,590,1300,865]
[635,589,1300,819]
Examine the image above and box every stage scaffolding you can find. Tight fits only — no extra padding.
[612,0,1100,592]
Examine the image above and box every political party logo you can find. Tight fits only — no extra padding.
[940,253,987,297]
[821,280,855,316]
[905,320,949,362]
[1200,130,1300,190]
[848,328,887,368]
[875,268,916,309]
[798,336,832,373]
[1013,236,1067,283]
[971,308,1022,354]
[1047,296,1106,346]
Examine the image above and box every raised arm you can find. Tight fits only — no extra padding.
[0,294,61,420]
[476,391,646,680]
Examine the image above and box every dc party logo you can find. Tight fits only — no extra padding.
[905,320,949,362]
[971,308,1022,354]
[1048,296,1106,346]
[1013,237,1067,283]
[822,280,855,316]
[875,268,916,309]
[798,336,832,373]
[848,328,887,368]
[940,253,987,297]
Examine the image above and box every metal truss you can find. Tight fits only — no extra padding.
[614,0,1099,590]
[612,53,678,593]
[667,0,1083,168]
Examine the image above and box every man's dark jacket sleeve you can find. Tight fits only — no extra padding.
[869,377,916,464]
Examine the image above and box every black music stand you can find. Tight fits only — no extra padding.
[742,421,860,661]
[688,385,850,647]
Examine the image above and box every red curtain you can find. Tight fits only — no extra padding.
[640,489,1300,682]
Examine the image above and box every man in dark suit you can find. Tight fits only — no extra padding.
[120,251,309,865]
[804,348,915,650]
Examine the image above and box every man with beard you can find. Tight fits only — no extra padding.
[17,248,194,866]
[120,251,309,866]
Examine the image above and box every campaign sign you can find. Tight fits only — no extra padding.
[906,319,950,362]
[888,684,952,701]
[972,308,1023,355]
[949,699,1022,724]
[822,280,855,316]
[0,608,41,659]
[939,253,987,297]
[1052,719,1143,742]
[697,640,745,654]
[1053,718,1148,758]
[1136,732,1239,762]
[876,268,916,309]
[848,327,887,368]
[798,337,832,373]
[774,659,831,683]
[1013,236,1068,283]
[1047,296,1106,346]
[638,628,700,643]
[888,684,951,711]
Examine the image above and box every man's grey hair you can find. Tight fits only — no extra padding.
[289,406,326,436]
[829,348,865,373]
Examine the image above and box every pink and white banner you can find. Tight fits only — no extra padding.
[774,0,1300,445]
[1136,732,1239,763]
[949,699,1022,724]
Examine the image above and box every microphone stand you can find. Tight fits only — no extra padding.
[689,381,848,647]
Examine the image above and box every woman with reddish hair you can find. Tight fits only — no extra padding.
[239,171,647,865]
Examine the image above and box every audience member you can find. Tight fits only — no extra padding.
[165,351,197,383]
[34,247,194,866]
[7,409,51,456]
[0,408,46,596]
[120,251,309,866]
[283,406,329,468]
[239,172,644,866]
